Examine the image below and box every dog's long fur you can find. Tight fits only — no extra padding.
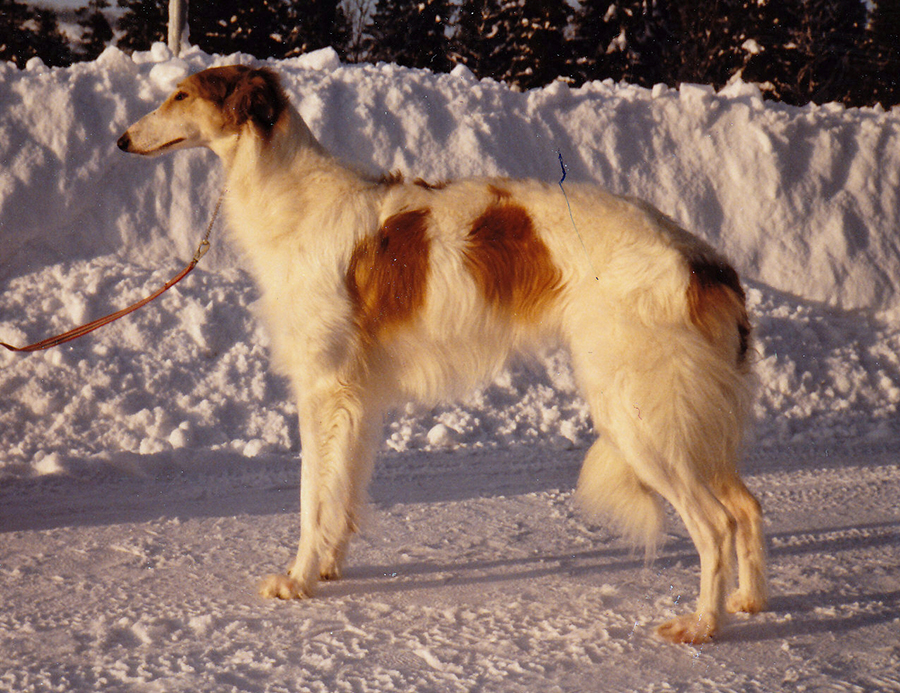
[118,65,767,644]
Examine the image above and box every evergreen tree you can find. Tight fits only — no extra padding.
[118,0,353,59]
[665,0,747,88]
[451,0,485,73]
[282,0,353,58]
[866,0,900,106]
[116,0,167,52]
[726,0,794,92]
[189,0,302,59]
[452,0,511,79]
[0,0,72,67]
[471,0,521,82]
[76,0,114,61]
[621,0,675,87]
[0,0,36,66]
[32,7,73,66]
[570,0,674,87]
[569,0,625,84]
[366,0,452,72]
[797,0,867,104]
[870,0,900,46]
[453,0,570,88]
[507,0,571,89]
[739,0,868,105]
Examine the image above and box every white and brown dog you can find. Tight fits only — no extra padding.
[118,65,766,644]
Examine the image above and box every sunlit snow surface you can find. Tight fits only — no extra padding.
[1,45,898,691]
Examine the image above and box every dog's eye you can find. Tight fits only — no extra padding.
[173,91,189,102]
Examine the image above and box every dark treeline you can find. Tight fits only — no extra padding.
[1,0,897,107]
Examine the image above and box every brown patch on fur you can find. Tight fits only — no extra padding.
[189,65,288,138]
[347,209,431,341]
[414,178,447,190]
[687,258,751,363]
[464,199,563,320]
[377,171,404,186]
[376,172,447,190]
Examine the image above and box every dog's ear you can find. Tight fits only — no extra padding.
[224,67,288,137]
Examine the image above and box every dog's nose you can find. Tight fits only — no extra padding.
[117,133,131,151]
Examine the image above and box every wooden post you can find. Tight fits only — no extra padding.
[168,0,187,56]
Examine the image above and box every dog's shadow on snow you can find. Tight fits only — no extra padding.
[331,540,691,598]
[724,520,900,643]
[0,446,584,533]
[726,588,900,644]
[328,518,900,645]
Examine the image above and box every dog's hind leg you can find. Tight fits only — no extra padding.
[570,327,742,644]
[597,421,737,643]
[718,475,767,614]
[647,468,736,644]
[596,421,736,644]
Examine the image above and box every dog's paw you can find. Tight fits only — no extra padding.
[726,589,767,614]
[258,573,312,599]
[656,612,717,645]
[318,546,347,582]
[319,563,342,581]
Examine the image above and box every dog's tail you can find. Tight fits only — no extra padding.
[575,438,665,559]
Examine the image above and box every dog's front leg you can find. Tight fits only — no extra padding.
[260,381,377,598]
[258,400,325,599]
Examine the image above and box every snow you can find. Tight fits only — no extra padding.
[1,44,899,691]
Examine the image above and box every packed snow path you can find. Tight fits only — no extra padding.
[1,444,898,691]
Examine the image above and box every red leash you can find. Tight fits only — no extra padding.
[1,191,225,353]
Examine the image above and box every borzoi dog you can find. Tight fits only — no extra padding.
[118,65,767,644]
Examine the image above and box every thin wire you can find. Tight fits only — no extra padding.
[556,149,599,280]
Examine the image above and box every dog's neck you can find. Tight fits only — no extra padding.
[216,103,373,282]
[218,105,350,240]
[215,107,327,174]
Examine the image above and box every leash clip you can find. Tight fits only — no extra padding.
[193,239,211,263]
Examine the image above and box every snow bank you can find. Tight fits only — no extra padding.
[3,45,899,312]
[1,45,899,478]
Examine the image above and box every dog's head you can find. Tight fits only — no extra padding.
[117,65,289,157]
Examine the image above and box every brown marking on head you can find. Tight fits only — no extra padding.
[464,198,563,320]
[347,209,431,341]
[187,65,288,138]
[687,258,751,364]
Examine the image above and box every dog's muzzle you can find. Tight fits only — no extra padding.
[117,132,132,152]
